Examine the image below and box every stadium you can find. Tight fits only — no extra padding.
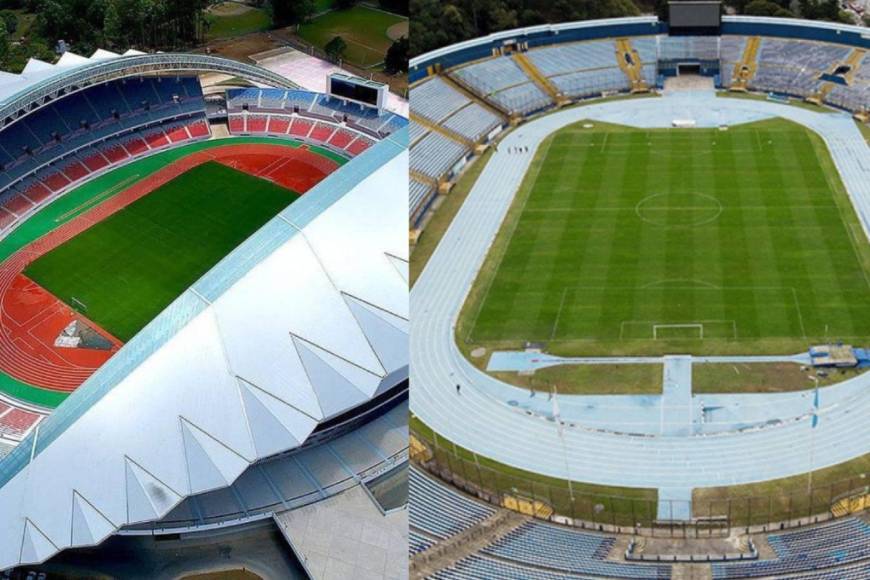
[408,8,870,580]
[0,48,409,577]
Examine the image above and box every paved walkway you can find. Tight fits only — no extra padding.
[658,487,694,522]
[487,351,812,372]
[661,356,693,437]
[410,92,870,497]
[483,350,827,436]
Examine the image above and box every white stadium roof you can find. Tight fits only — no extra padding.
[0,129,409,570]
[0,49,146,104]
[0,50,296,126]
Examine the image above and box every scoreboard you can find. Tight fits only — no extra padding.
[668,1,722,35]
[328,73,388,111]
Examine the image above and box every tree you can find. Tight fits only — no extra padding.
[0,10,18,34]
[377,0,407,16]
[744,0,792,16]
[334,0,355,9]
[384,35,407,74]
[272,0,315,27]
[324,35,346,61]
[0,28,8,66]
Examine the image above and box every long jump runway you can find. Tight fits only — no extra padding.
[410,93,870,492]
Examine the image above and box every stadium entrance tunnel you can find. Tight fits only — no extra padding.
[635,193,722,227]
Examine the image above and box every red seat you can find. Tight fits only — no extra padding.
[328,130,354,149]
[247,116,268,132]
[188,120,210,137]
[308,123,334,142]
[289,119,313,137]
[102,145,129,163]
[268,117,290,134]
[228,116,245,133]
[42,173,71,193]
[82,153,109,172]
[62,161,89,182]
[123,137,148,156]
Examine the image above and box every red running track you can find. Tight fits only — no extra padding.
[0,143,338,392]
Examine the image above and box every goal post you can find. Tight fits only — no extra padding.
[653,323,703,340]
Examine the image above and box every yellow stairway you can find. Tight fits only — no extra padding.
[831,493,870,517]
[809,49,866,105]
[410,169,437,188]
[615,38,649,93]
[410,112,473,148]
[512,52,564,104]
[842,48,866,84]
[731,36,761,91]
[442,73,511,118]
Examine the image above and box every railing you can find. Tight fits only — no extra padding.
[412,427,870,538]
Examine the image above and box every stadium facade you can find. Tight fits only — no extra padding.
[0,50,409,574]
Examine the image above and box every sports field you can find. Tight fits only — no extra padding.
[297,6,406,68]
[24,162,299,342]
[464,118,870,355]
[205,2,272,41]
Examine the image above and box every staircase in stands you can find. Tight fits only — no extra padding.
[615,38,650,93]
[512,52,568,105]
[730,36,761,91]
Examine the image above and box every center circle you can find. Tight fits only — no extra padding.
[635,193,723,227]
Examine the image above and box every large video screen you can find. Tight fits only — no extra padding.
[331,78,380,107]
[669,1,721,28]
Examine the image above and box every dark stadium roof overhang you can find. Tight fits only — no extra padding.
[0,53,298,128]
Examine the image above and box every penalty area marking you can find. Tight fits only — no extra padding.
[547,285,803,342]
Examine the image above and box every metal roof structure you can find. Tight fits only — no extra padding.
[0,127,409,570]
[0,50,298,128]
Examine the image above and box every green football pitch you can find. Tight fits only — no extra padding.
[464,118,870,355]
[24,161,299,342]
[298,6,406,68]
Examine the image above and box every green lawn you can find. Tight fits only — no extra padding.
[24,162,299,342]
[717,91,837,114]
[411,415,658,526]
[314,0,334,12]
[693,363,868,394]
[297,6,406,67]
[492,364,663,395]
[694,453,870,526]
[460,118,870,356]
[205,4,272,40]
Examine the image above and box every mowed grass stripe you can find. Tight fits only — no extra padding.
[463,119,870,354]
[24,162,300,342]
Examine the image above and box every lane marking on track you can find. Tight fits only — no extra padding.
[55,174,140,223]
